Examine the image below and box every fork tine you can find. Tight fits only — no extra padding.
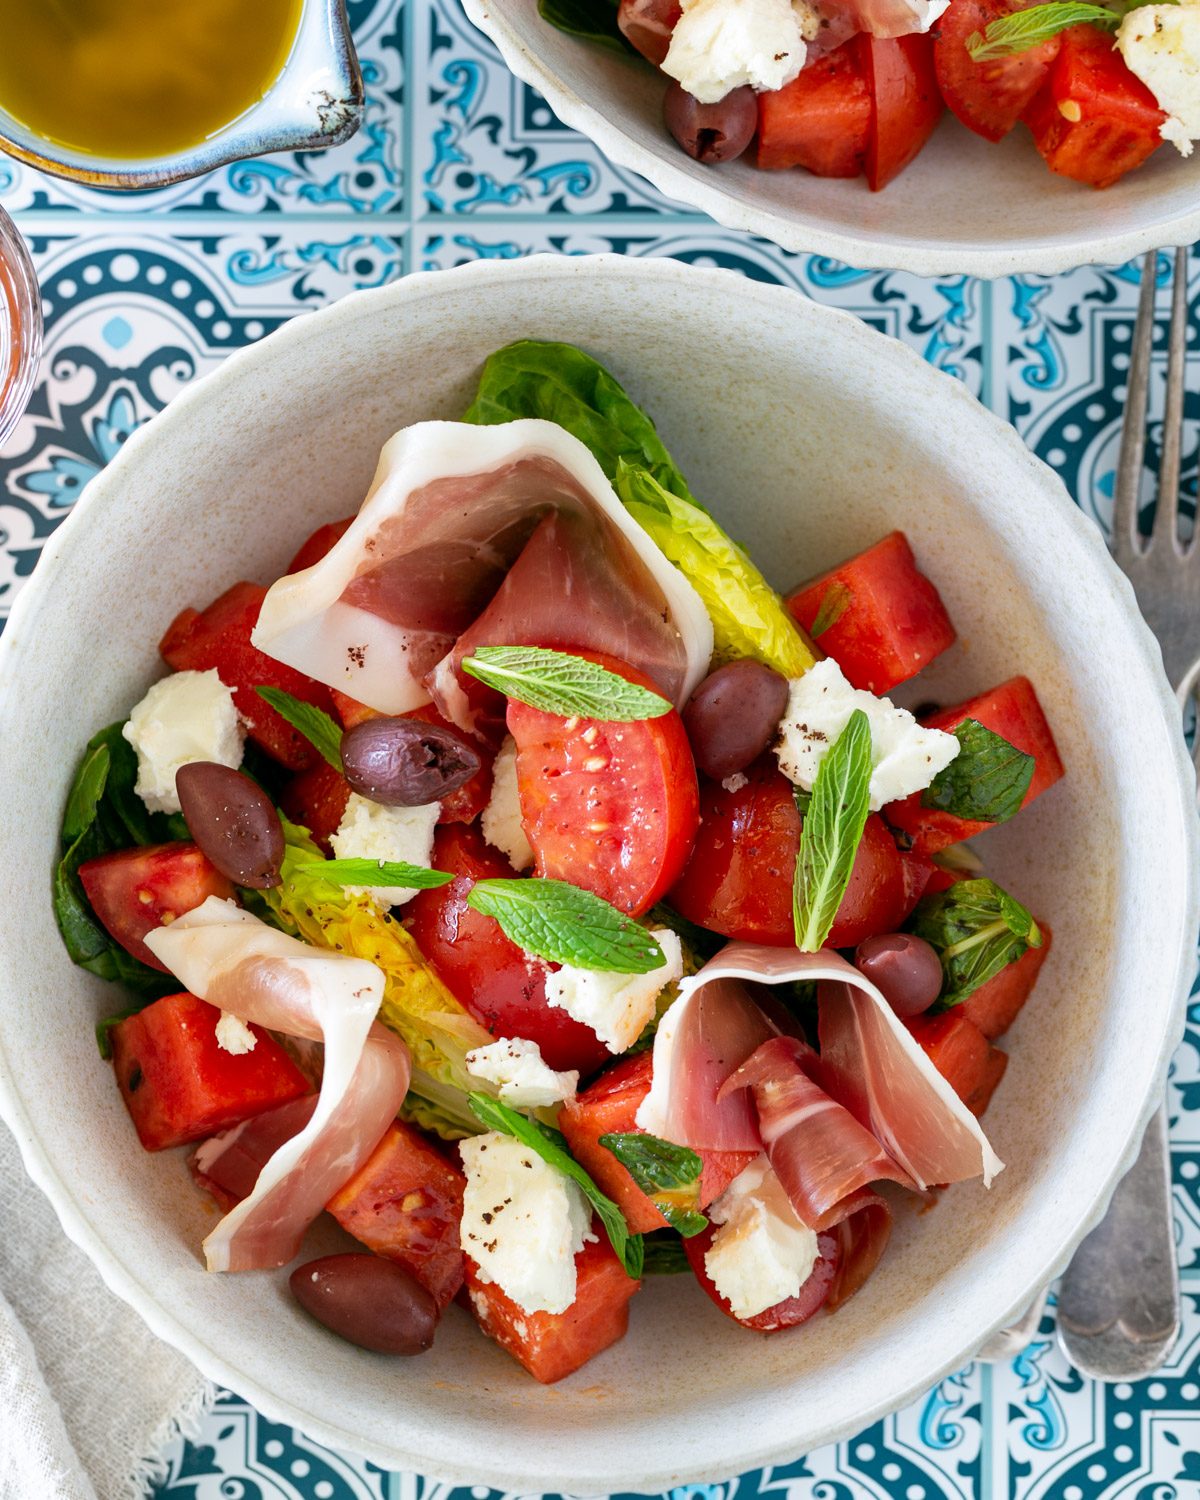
[1153,245,1190,554]
[1114,250,1158,563]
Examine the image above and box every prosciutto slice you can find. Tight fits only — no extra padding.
[146,898,410,1272]
[722,1034,914,1228]
[679,942,1003,1191]
[251,420,713,729]
[191,1094,319,1212]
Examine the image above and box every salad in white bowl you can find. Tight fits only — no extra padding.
[54,338,1065,1382]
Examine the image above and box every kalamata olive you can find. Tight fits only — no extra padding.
[175,761,284,889]
[290,1253,439,1355]
[663,80,757,164]
[682,659,791,780]
[854,933,944,1017]
[340,716,481,806]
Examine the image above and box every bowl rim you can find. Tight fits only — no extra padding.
[461,0,1200,280]
[1,253,1196,1487]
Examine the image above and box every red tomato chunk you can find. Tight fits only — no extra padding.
[406,824,611,1076]
[465,1235,640,1383]
[160,580,336,770]
[507,650,699,917]
[960,924,1051,1040]
[907,1009,1007,1116]
[285,516,354,575]
[755,43,871,177]
[684,1220,840,1332]
[111,992,310,1152]
[79,842,233,971]
[786,531,956,695]
[559,1053,756,1235]
[1022,26,1165,189]
[859,33,944,191]
[326,1121,466,1309]
[935,0,1061,142]
[885,676,1064,853]
[279,759,351,853]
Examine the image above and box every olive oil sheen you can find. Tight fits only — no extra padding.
[0,0,303,160]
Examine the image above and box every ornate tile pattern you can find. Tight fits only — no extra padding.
[2,3,1197,1496]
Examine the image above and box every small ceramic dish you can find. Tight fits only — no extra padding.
[0,0,362,191]
[463,0,1200,278]
[0,255,1195,1488]
[0,203,41,448]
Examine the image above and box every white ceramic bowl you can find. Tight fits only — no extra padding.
[0,255,1195,1489]
[464,0,1200,278]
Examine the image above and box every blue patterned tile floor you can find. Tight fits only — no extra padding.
[3,3,1200,1496]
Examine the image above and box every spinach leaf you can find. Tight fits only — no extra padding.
[793,710,873,951]
[468,1092,644,1278]
[909,877,1043,1007]
[538,0,627,52]
[922,719,1035,824]
[600,1131,707,1236]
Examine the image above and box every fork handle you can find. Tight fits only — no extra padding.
[1056,1104,1179,1378]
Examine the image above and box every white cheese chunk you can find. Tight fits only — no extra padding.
[459,1132,595,1315]
[774,658,959,811]
[330,793,439,905]
[662,0,815,105]
[721,771,749,794]
[1118,4,1200,156]
[481,735,533,872]
[544,928,684,1054]
[214,1012,257,1056]
[705,1156,820,1320]
[466,1037,579,1109]
[122,669,244,815]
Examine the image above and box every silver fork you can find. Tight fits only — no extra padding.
[1054,246,1198,1381]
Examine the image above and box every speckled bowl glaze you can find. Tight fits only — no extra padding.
[0,0,362,191]
[464,0,1200,278]
[0,255,1195,1489]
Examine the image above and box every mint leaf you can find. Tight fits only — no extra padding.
[255,687,344,771]
[538,0,628,51]
[909,877,1043,1007]
[967,2,1121,59]
[462,646,671,723]
[922,718,1035,824]
[295,858,453,891]
[468,877,666,973]
[808,581,853,640]
[468,1092,644,1279]
[642,1231,692,1274]
[793,709,873,952]
[599,1132,707,1237]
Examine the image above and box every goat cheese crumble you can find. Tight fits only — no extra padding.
[662,0,819,105]
[1118,4,1200,156]
[459,1132,595,1315]
[123,669,244,815]
[774,658,959,810]
[215,1013,257,1055]
[465,1037,579,1109]
[544,928,684,1053]
[704,1156,820,1319]
[330,794,439,905]
[481,735,533,871]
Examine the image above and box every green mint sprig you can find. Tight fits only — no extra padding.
[255,686,344,771]
[599,1132,707,1237]
[462,645,672,722]
[966,1,1135,60]
[468,1092,644,1279]
[808,581,853,640]
[468,877,666,973]
[792,709,873,952]
[296,858,453,891]
[909,877,1043,1007]
[922,718,1035,824]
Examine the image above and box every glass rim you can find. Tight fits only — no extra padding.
[0,201,42,450]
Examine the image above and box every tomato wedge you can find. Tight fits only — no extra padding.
[668,755,908,948]
[79,842,233,970]
[285,515,353,574]
[684,1220,840,1331]
[507,650,699,916]
[755,43,871,177]
[405,824,612,1075]
[934,0,1061,142]
[859,33,945,190]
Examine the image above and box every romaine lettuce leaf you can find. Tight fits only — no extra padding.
[464,340,816,677]
[251,821,494,1112]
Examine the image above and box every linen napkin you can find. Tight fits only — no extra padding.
[0,1121,212,1500]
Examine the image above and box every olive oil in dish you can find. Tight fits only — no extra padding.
[0,0,303,161]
